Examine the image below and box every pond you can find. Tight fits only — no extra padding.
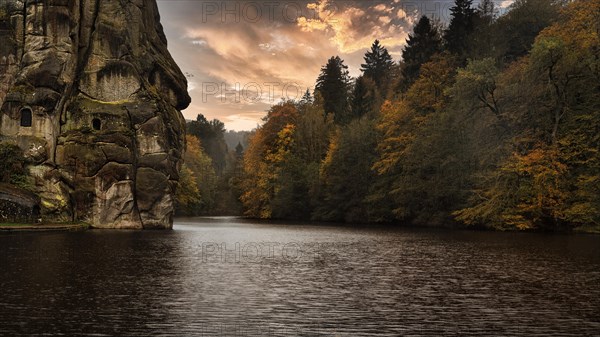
[0,217,599,336]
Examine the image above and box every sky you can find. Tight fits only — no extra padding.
[156,0,511,131]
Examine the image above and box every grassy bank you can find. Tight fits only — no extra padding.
[0,222,90,232]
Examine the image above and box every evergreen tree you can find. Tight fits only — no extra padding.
[235,142,244,157]
[360,40,394,93]
[444,0,476,57]
[350,76,380,119]
[468,0,498,59]
[235,0,600,233]
[300,89,313,105]
[400,15,442,91]
[315,56,351,124]
[477,0,497,19]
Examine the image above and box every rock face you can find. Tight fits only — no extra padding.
[0,0,190,229]
[0,183,40,223]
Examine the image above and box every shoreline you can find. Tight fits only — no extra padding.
[176,216,600,235]
[0,223,90,232]
[2,218,598,235]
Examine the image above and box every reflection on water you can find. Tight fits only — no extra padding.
[0,217,599,336]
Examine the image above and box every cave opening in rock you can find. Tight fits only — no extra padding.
[92,118,101,131]
[20,108,32,127]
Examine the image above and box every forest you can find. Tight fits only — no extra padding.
[175,0,600,232]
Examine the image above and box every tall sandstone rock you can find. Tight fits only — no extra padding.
[0,0,190,229]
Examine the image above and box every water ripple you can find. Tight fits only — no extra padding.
[0,218,599,336]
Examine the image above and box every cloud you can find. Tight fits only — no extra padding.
[373,4,393,13]
[157,0,419,130]
[499,0,515,9]
[296,0,410,54]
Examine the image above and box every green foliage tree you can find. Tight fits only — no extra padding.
[0,142,29,188]
[268,125,314,219]
[315,118,378,222]
[491,0,561,62]
[451,58,505,126]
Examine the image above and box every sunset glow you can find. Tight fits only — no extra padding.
[157,0,427,130]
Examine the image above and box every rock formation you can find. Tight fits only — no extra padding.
[0,183,40,223]
[0,0,190,229]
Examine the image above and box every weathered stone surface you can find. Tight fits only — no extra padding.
[29,165,71,222]
[135,167,174,229]
[0,0,190,229]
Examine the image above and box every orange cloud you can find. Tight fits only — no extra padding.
[297,0,409,54]
[159,0,416,130]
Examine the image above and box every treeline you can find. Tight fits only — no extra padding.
[175,115,249,216]
[236,0,600,231]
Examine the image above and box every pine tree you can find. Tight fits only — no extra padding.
[400,15,442,91]
[300,89,313,105]
[468,0,498,59]
[478,0,497,19]
[315,56,351,124]
[351,76,380,119]
[444,0,476,56]
[235,142,244,157]
[360,40,394,93]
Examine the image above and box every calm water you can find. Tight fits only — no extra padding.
[0,217,599,336]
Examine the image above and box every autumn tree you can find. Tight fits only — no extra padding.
[175,166,201,214]
[268,124,313,219]
[373,55,463,224]
[176,135,217,215]
[455,0,600,230]
[240,102,300,218]
[187,114,229,174]
[236,0,598,232]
